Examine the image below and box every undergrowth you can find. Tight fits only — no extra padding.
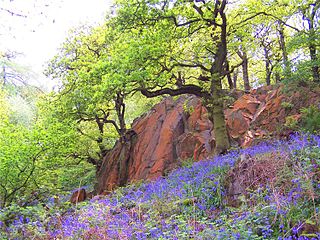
[0,133,320,239]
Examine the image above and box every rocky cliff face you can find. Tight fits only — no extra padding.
[96,96,214,193]
[226,84,320,147]
[96,85,320,194]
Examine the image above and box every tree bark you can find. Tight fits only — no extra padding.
[308,26,319,82]
[275,72,281,83]
[233,68,238,89]
[309,44,319,83]
[115,92,126,137]
[266,70,272,86]
[237,50,250,91]
[305,4,320,83]
[211,76,230,155]
[263,45,272,86]
[226,60,234,89]
[242,52,250,91]
[277,21,290,77]
[210,0,230,154]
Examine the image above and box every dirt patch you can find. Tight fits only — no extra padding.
[225,152,289,207]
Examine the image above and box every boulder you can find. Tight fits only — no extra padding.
[226,109,250,139]
[226,84,320,145]
[232,94,260,114]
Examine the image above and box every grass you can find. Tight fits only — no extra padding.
[1,133,320,239]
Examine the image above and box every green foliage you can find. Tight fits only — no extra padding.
[0,88,40,207]
[180,158,194,169]
[284,115,299,129]
[281,101,294,109]
[0,85,97,207]
[34,96,96,192]
[284,60,314,83]
[124,93,161,124]
[1,135,320,239]
[300,105,320,133]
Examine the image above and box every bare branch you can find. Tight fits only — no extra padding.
[138,84,210,99]
[170,58,211,72]
[0,7,27,17]
[234,11,301,32]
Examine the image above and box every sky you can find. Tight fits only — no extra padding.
[0,0,113,88]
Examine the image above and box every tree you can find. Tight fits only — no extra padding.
[0,51,31,88]
[0,92,98,207]
[110,0,232,154]
[34,96,96,195]
[276,21,291,78]
[236,43,251,91]
[254,23,282,86]
[227,0,296,86]
[298,0,320,82]
[252,0,320,83]
[47,0,319,160]
[0,88,42,207]
[46,24,132,168]
[0,74,97,207]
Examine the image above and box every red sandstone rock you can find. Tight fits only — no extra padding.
[195,118,213,132]
[226,109,249,139]
[176,132,199,160]
[233,94,260,114]
[176,131,214,161]
[96,85,320,193]
[97,96,214,193]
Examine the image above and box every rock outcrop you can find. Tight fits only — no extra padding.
[97,84,320,193]
[97,96,214,193]
[226,84,320,147]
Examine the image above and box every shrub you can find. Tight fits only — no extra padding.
[281,101,294,110]
[284,115,299,130]
[300,105,320,133]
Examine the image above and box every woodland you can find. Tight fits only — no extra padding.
[0,0,320,239]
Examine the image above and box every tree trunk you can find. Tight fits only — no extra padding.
[277,21,290,77]
[210,1,230,154]
[266,71,272,86]
[237,50,250,91]
[308,28,319,82]
[242,52,250,91]
[233,68,238,89]
[115,92,127,137]
[309,44,320,82]
[211,77,230,154]
[263,45,272,86]
[275,72,281,83]
[226,60,234,89]
[306,5,320,83]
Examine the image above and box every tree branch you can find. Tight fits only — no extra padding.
[235,11,301,32]
[0,7,27,17]
[170,58,211,72]
[139,84,210,99]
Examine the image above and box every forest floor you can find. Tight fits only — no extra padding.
[1,133,320,239]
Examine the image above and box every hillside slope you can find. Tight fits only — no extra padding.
[2,133,320,239]
[97,84,320,194]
